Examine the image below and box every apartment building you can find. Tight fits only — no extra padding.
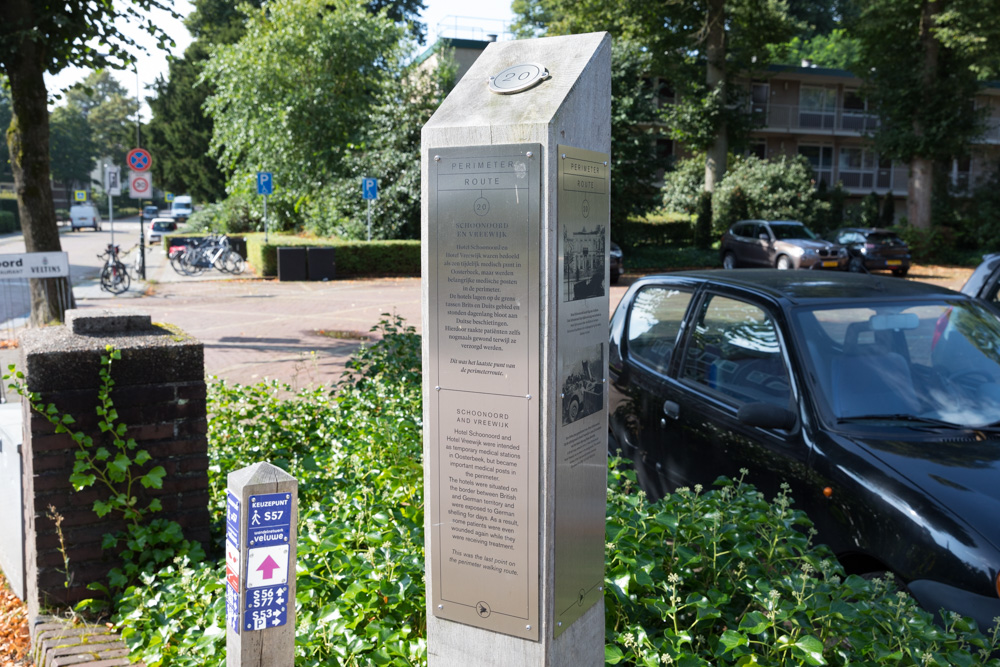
[416,35,1000,215]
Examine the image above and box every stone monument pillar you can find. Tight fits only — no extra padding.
[421,32,611,665]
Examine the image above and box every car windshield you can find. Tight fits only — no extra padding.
[795,300,1000,427]
[867,232,905,246]
[771,224,817,240]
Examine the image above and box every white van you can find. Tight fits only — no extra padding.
[170,195,193,222]
[69,203,102,231]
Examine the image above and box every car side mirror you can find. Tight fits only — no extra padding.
[759,233,769,241]
[737,402,796,430]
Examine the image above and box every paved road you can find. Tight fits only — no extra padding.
[0,220,973,395]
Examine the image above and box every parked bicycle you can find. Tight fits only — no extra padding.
[170,235,245,277]
[120,243,144,281]
[98,243,130,294]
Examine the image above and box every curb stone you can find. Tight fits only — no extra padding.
[31,616,144,667]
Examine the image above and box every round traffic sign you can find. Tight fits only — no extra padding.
[127,148,152,172]
[132,175,150,194]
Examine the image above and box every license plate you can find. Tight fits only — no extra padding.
[822,261,838,268]
[887,260,901,266]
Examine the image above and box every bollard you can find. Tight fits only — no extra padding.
[226,462,298,667]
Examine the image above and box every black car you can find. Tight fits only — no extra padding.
[610,242,624,285]
[961,253,1000,307]
[829,227,911,276]
[609,270,1000,631]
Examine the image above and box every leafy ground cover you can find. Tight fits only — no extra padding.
[0,570,29,666]
[5,310,999,665]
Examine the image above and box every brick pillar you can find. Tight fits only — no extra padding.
[19,309,210,619]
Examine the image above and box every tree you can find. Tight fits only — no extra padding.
[511,0,796,193]
[1,0,174,324]
[323,52,456,240]
[65,71,139,170]
[850,0,1000,229]
[48,106,96,186]
[202,0,405,227]
[147,42,227,202]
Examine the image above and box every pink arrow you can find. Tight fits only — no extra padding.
[257,555,280,580]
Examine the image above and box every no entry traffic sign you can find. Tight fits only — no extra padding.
[127,147,152,172]
[129,170,151,200]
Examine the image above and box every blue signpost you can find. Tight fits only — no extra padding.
[258,172,274,243]
[362,177,378,241]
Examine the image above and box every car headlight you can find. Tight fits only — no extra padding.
[800,249,817,259]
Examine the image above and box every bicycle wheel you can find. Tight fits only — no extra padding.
[101,262,130,294]
[223,250,246,275]
[179,248,206,276]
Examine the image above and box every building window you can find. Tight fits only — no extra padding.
[748,140,766,160]
[838,147,878,189]
[951,156,971,192]
[799,145,833,186]
[842,90,878,133]
[799,86,836,130]
[750,83,769,127]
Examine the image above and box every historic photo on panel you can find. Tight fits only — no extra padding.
[554,145,610,637]
[427,144,541,641]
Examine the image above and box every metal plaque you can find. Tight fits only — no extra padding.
[554,145,610,637]
[428,144,541,641]
[489,64,550,95]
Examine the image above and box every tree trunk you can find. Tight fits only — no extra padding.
[907,157,933,231]
[907,0,940,230]
[4,7,72,325]
[704,0,727,193]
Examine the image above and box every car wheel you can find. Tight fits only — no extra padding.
[567,397,581,423]
[891,267,909,277]
[848,256,865,273]
[776,255,792,270]
[723,251,737,270]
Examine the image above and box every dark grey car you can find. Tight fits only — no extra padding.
[721,220,847,270]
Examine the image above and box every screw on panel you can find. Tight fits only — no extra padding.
[434,155,441,162]
[527,151,534,158]
[561,153,566,159]
[526,394,532,400]
[435,386,441,391]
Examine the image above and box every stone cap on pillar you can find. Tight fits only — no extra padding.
[18,309,204,392]
[67,309,153,335]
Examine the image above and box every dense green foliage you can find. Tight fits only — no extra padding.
[320,56,456,240]
[98,317,1000,666]
[203,0,406,230]
[0,210,16,233]
[662,155,828,233]
[604,466,1000,665]
[48,105,96,186]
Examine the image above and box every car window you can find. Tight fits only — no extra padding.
[681,295,791,407]
[771,224,816,240]
[626,286,695,375]
[753,224,770,240]
[731,223,751,239]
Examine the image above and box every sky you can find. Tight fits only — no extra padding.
[44,0,517,122]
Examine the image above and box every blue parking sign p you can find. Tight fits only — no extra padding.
[362,177,378,200]
[257,172,274,196]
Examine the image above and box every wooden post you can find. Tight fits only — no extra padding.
[226,462,298,667]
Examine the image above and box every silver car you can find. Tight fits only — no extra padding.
[721,220,847,270]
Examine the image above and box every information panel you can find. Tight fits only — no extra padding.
[428,144,541,641]
[553,145,610,636]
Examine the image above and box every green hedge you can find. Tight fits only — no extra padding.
[0,211,16,234]
[618,218,694,248]
[244,234,420,278]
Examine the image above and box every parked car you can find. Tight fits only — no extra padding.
[721,220,846,270]
[610,242,624,284]
[142,205,160,219]
[961,253,1000,308]
[828,227,911,276]
[609,269,1000,631]
[147,217,177,245]
[69,203,102,231]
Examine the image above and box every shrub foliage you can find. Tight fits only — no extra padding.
[108,318,999,666]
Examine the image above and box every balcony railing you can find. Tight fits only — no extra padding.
[751,103,1000,145]
[751,103,880,135]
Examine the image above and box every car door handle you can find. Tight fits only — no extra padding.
[662,400,679,421]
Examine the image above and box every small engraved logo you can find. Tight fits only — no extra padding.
[476,601,492,618]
